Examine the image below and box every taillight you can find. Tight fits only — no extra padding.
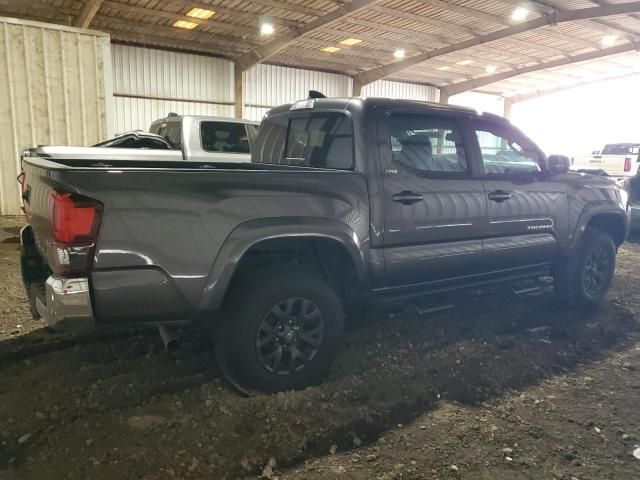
[48,191,102,275]
[624,157,632,172]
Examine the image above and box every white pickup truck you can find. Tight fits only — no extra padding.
[572,143,640,179]
[91,114,259,162]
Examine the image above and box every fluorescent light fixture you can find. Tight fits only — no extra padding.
[321,46,341,53]
[437,65,452,71]
[486,64,497,74]
[602,34,617,47]
[511,7,529,21]
[457,59,475,66]
[173,20,198,30]
[261,22,274,35]
[394,48,405,59]
[339,38,362,46]
[186,7,215,19]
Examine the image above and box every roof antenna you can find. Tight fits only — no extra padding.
[308,90,326,99]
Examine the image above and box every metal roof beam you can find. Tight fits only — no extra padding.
[101,0,259,46]
[370,5,478,36]
[235,0,380,71]
[525,0,640,41]
[244,0,325,17]
[443,43,637,95]
[414,0,511,26]
[418,0,600,50]
[74,0,103,28]
[353,2,640,86]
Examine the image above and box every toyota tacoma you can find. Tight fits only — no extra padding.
[19,97,629,393]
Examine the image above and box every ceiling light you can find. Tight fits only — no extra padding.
[457,60,474,66]
[261,22,274,35]
[511,7,529,21]
[486,65,497,74]
[394,49,405,59]
[437,65,452,71]
[173,20,198,30]
[186,7,215,19]
[339,38,362,46]
[602,34,617,47]
[321,46,341,53]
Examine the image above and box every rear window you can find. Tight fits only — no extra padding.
[283,113,354,170]
[253,112,354,170]
[602,144,640,155]
[201,122,250,154]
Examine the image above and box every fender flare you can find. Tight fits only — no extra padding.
[198,217,368,311]
[567,205,628,251]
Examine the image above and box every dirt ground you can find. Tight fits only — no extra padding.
[1,216,639,480]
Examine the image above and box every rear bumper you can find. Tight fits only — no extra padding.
[36,276,95,331]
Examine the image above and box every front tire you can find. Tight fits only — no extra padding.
[554,227,617,308]
[214,268,344,394]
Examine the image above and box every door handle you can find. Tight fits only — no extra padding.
[487,190,512,203]
[392,191,424,205]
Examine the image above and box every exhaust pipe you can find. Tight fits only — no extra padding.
[158,326,180,352]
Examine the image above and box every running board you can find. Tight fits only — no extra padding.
[512,285,545,296]
[412,303,455,316]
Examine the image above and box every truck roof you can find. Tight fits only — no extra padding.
[150,115,259,126]
[266,97,507,122]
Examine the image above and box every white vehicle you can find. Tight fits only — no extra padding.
[572,143,640,179]
[148,114,259,163]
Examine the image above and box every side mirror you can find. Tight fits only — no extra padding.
[548,154,571,174]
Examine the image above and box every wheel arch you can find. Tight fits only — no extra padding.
[570,207,628,250]
[198,217,368,312]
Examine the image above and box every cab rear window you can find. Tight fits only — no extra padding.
[254,112,354,170]
[284,113,354,170]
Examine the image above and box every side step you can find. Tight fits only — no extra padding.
[412,302,455,316]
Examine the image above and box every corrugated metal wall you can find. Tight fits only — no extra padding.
[111,46,441,125]
[0,17,112,215]
[244,63,352,121]
[363,80,440,102]
[112,45,235,133]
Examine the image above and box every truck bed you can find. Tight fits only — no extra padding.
[21,153,369,327]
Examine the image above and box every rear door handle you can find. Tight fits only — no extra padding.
[488,190,512,203]
[392,191,424,205]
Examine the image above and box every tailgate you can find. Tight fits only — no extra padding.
[572,154,636,177]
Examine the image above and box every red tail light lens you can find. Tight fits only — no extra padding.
[624,157,632,172]
[51,192,101,244]
[49,191,103,275]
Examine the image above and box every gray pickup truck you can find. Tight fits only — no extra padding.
[19,97,629,393]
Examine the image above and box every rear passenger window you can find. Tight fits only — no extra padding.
[388,114,468,175]
[284,113,354,170]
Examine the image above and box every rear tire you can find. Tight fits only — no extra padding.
[214,267,344,394]
[554,227,616,308]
